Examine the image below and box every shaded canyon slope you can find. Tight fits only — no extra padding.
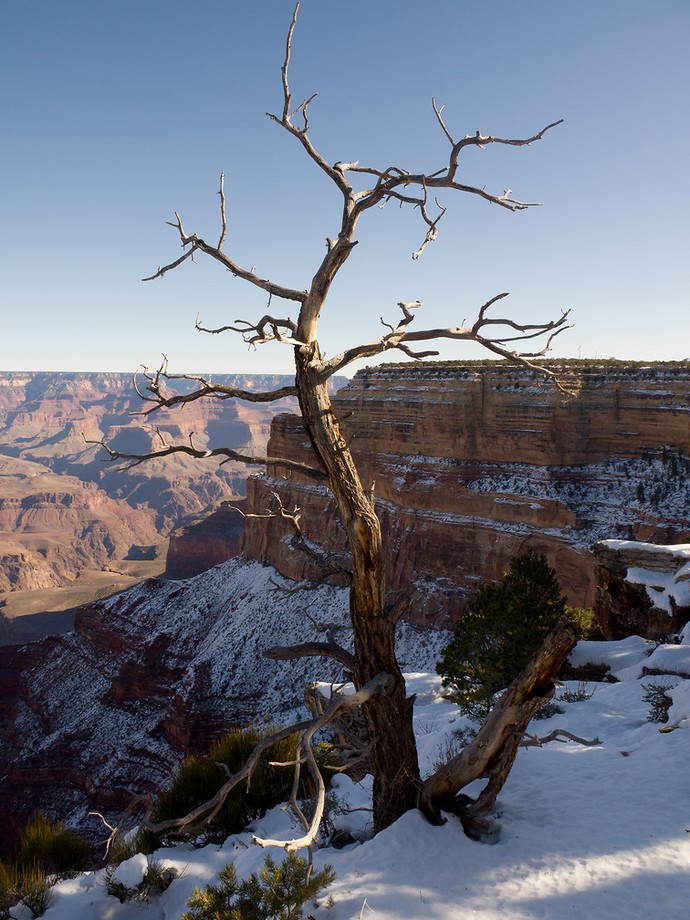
[243,360,690,627]
[0,558,443,860]
[0,371,300,613]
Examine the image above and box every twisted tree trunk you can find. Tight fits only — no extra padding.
[295,351,420,832]
[420,619,577,840]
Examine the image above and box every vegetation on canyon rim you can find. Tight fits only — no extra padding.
[0,813,90,919]
[97,1,576,847]
[436,552,568,721]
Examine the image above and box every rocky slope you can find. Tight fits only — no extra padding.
[243,361,690,626]
[0,371,300,604]
[0,557,444,860]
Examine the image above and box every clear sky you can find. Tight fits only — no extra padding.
[2,0,689,375]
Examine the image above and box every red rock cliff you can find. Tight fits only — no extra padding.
[242,361,690,625]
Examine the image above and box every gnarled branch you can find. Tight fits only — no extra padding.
[252,672,392,850]
[86,430,327,483]
[321,295,573,388]
[130,358,297,417]
[420,619,578,840]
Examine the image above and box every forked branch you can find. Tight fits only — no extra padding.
[321,295,573,388]
[130,358,297,417]
[86,429,327,483]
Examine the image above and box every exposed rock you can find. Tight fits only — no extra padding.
[594,540,690,639]
[0,455,160,592]
[243,361,690,625]
[165,500,247,578]
[0,372,304,608]
[0,558,444,860]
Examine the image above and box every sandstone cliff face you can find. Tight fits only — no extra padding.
[0,372,299,601]
[165,500,247,579]
[243,362,690,625]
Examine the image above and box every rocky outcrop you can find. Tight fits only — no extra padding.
[594,540,690,639]
[0,456,160,592]
[243,361,690,625]
[165,500,247,579]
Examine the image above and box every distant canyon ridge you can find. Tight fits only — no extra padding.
[2,362,690,639]
[0,371,301,640]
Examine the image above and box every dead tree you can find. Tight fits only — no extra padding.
[101,1,571,836]
[419,619,578,840]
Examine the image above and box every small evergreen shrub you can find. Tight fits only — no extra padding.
[104,857,176,903]
[559,682,593,703]
[0,814,89,919]
[17,812,90,878]
[565,606,604,640]
[182,852,335,920]
[14,864,54,919]
[0,861,53,920]
[152,728,324,844]
[533,700,565,720]
[436,552,567,721]
[642,682,677,724]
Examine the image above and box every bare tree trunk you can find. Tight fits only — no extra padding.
[295,353,420,832]
[420,619,577,840]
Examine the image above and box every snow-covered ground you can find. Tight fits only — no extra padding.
[19,626,690,920]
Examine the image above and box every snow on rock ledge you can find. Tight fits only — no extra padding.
[594,540,690,640]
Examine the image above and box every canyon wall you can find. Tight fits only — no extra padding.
[0,372,299,606]
[0,558,441,860]
[243,361,690,626]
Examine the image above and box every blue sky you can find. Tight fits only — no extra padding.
[2,0,688,375]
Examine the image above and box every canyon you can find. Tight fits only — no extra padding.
[0,371,300,639]
[243,360,690,627]
[1,360,690,858]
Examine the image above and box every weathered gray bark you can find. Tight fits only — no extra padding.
[419,619,577,839]
[99,1,570,842]
[294,351,420,831]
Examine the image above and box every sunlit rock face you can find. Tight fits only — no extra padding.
[0,371,299,593]
[242,361,690,627]
[594,539,690,640]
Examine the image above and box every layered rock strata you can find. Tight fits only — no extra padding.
[0,558,442,860]
[0,371,301,601]
[243,361,690,626]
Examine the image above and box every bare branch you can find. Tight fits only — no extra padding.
[320,295,573,388]
[143,721,315,837]
[264,641,355,670]
[217,171,227,251]
[521,729,600,748]
[431,98,455,146]
[420,619,578,838]
[86,431,327,483]
[266,3,351,199]
[128,359,297,417]
[252,672,392,850]
[240,491,351,579]
[196,314,307,348]
[143,206,306,303]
